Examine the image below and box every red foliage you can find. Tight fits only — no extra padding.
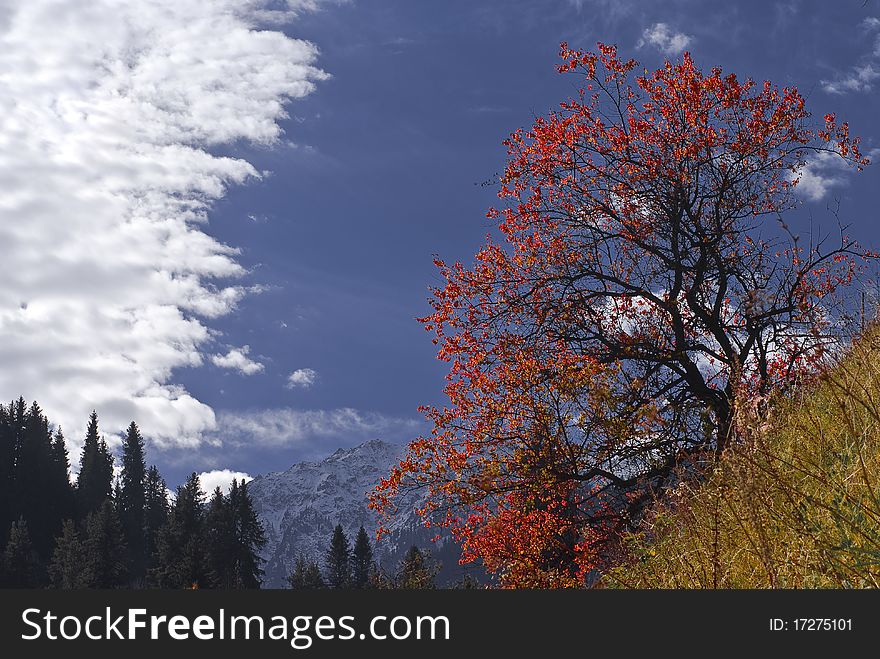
[371,44,872,588]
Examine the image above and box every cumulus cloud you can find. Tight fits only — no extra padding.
[638,22,693,56]
[212,346,264,375]
[198,469,253,497]
[217,408,423,448]
[287,368,318,388]
[0,1,331,456]
[822,17,880,94]
[789,151,854,201]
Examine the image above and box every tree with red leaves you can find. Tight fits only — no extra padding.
[372,44,872,588]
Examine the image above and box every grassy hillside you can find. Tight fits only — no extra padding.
[604,328,880,588]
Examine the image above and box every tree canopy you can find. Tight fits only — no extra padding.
[373,43,872,587]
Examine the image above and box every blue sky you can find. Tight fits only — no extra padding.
[0,0,878,490]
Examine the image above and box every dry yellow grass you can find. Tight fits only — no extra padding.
[603,328,880,588]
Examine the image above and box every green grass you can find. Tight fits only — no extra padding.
[603,329,880,588]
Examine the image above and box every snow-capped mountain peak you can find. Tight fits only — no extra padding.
[248,439,426,587]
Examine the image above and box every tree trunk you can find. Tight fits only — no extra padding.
[715,402,733,459]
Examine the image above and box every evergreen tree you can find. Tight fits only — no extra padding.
[50,429,75,523]
[288,555,325,589]
[205,487,234,588]
[0,402,17,548]
[304,560,325,589]
[82,499,128,588]
[395,546,437,589]
[143,465,169,575]
[1,518,42,587]
[153,473,213,588]
[76,412,113,518]
[0,410,7,550]
[0,402,70,563]
[119,422,147,583]
[6,400,28,543]
[48,519,87,589]
[15,402,64,559]
[325,524,351,589]
[287,555,308,589]
[6,397,27,468]
[206,480,266,589]
[113,480,123,515]
[351,526,373,589]
[229,480,266,589]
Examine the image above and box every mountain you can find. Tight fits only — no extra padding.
[248,439,479,588]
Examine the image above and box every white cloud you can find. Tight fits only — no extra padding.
[822,17,880,94]
[792,168,841,202]
[638,23,693,56]
[212,346,264,375]
[789,150,852,201]
[217,408,423,448]
[287,368,318,388]
[821,63,880,94]
[0,1,333,456]
[198,469,253,497]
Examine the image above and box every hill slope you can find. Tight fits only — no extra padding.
[604,330,880,588]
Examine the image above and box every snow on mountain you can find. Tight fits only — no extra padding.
[248,439,449,588]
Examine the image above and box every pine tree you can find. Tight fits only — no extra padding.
[153,473,213,589]
[288,556,325,589]
[325,524,351,589]
[1,518,42,587]
[206,480,266,589]
[0,403,16,548]
[7,397,27,467]
[50,428,75,523]
[48,519,87,589]
[113,480,123,517]
[229,480,266,589]
[288,556,308,589]
[205,487,234,588]
[5,400,28,544]
[82,499,128,588]
[76,412,114,518]
[395,546,437,589]
[0,402,71,565]
[304,560,325,589]
[351,526,373,589]
[143,465,168,576]
[14,402,63,559]
[119,422,147,583]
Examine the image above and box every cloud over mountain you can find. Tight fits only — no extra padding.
[0,0,330,456]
